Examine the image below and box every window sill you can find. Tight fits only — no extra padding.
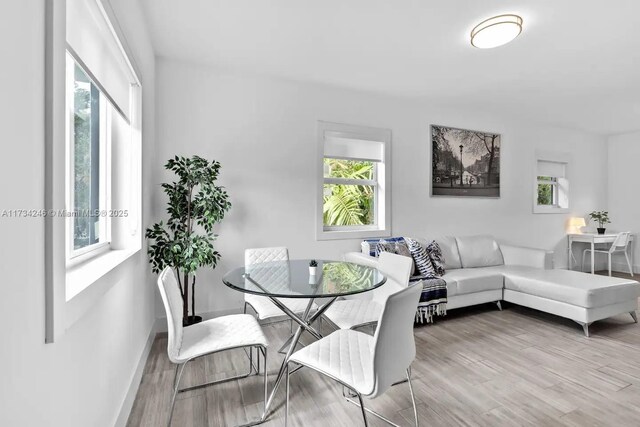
[317,228,391,241]
[533,206,569,214]
[66,247,140,301]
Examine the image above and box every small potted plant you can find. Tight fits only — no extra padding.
[309,259,318,276]
[588,211,610,235]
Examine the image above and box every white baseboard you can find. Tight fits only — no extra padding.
[114,324,156,427]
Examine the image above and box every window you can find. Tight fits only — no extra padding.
[317,121,391,240]
[536,176,557,206]
[533,154,569,213]
[69,60,109,255]
[63,0,140,271]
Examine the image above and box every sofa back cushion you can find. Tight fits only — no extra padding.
[455,235,504,268]
[415,236,462,270]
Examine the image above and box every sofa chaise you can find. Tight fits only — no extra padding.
[345,235,640,336]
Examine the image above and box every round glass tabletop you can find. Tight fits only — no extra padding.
[222,259,387,298]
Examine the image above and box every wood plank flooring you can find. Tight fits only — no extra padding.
[128,271,640,427]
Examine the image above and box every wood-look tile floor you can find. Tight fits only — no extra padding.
[128,272,640,427]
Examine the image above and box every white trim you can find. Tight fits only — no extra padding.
[114,323,156,427]
[316,121,391,241]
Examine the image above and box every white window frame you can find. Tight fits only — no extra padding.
[533,150,570,214]
[317,121,391,240]
[45,0,142,343]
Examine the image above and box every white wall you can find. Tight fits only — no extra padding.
[608,131,640,272]
[0,1,156,426]
[155,58,608,316]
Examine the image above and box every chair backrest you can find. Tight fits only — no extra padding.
[245,247,289,266]
[368,283,422,398]
[611,232,631,252]
[157,267,184,363]
[372,252,413,303]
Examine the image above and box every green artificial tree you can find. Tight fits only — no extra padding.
[146,155,231,325]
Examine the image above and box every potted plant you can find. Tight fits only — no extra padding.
[309,259,318,276]
[146,156,231,326]
[588,211,610,235]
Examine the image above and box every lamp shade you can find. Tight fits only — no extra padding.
[569,217,586,228]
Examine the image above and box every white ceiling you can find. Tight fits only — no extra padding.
[140,0,640,135]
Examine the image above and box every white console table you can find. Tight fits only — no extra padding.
[568,232,634,274]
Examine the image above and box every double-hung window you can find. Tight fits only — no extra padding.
[317,121,391,240]
[534,154,569,213]
[65,0,140,268]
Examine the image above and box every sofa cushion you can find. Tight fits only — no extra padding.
[416,236,462,270]
[441,267,504,297]
[455,235,504,268]
[498,266,640,308]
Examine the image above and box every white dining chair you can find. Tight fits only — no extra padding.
[285,283,423,426]
[582,232,634,276]
[322,252,414,331]
[244,247,316,325]
[157,267,268,427]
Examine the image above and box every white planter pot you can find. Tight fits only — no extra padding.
[309,266,317,276]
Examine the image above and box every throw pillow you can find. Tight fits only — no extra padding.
[376,239,416,275]
[426,240,446,276]
[361,236,405,257]
[405,237,438,278]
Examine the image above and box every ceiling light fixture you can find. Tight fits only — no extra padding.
[471,14,523,49]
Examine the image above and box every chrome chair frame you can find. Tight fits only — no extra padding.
[168,344,268,427]
[285,362,418,427]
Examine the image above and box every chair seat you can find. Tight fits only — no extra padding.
[246,294,316,320]
[176,314,268,363]
[289,329,375,395]
[324,299,383,330]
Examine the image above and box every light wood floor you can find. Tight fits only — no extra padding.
[128,271,640,427]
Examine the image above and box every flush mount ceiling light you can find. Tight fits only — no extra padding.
[471,14,523,48]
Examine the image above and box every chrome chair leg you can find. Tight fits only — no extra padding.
[262,347,268,414]
[168,363,187,427]
[407,368,419,427]
[285,362,290,427]
[357,393,369,427]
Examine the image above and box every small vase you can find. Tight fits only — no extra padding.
[309,266,317,276]
[597,228,606,235]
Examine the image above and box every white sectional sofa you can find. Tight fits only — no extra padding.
[345,235,640,336]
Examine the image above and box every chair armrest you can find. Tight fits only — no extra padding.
[500,244,554,270]
[343,252,379,268]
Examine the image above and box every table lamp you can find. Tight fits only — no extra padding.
[568,217,586,234]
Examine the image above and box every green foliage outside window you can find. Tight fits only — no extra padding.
[537,176,555,206]
[323,158,375,226]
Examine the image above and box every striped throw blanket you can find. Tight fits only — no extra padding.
[409,275,447,323]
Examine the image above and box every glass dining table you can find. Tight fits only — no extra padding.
[222,259,386,426]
